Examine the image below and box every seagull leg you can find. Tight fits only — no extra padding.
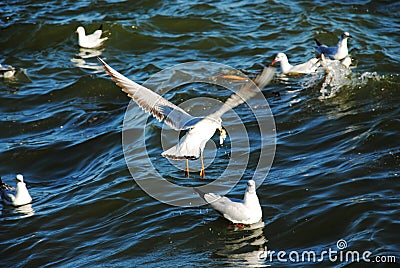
[199,153,205,178]
[185,159,190,177]
[234,223,246,229]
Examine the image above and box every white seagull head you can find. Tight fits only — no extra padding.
[247,180,256,193]
[271,52,288,65]
[341,31,352,40]
[16,174,24,183]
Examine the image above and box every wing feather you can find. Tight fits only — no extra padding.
[208,66,275,119]
[98,57,196,130]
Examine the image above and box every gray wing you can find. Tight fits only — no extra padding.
[314,39,336,56]
[315,44,337,58]
[98,57,197,130]
[0,64,14,71]
[208,66,275,120]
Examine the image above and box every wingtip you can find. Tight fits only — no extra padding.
[254,66,276,89]
[97,57,108,71]
[97,56,104,64]
[98,24,103,31]
[193,187,206,200]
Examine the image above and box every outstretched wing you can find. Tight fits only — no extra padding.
[98,57,197,130]
[208,66,275,120]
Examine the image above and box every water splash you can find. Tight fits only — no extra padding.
[318,57,353,100]
[317,56,382,100]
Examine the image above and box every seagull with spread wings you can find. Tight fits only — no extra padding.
[98,58,275,178]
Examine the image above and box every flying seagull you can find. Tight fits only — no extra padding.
[75,25,108,49]
[194,180,262,225]
[271,52,320,75]
[314,31,352,60]
[98,57,275,178]
[1,174,32,207]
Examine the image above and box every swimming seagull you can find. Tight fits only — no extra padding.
[75,25,108,49]
[314,32,352,60]
[0,63,16,78]
[194,180,262,225]
[271,52,320,75]
[0,174,32,207]
[97,57,275,178]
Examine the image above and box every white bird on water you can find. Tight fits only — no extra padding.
[271,52,320,75]
[98,57,275,178]
[0,63,16,78]
[314,31,352,60]
[1,174,32,207]
[194,180,262,225]
[75,25,108,49]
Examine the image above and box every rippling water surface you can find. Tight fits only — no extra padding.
[1,1,399,267]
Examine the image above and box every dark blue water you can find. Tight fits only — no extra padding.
[1,1,399,267]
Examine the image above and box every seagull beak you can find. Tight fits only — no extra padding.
[219,127,226,145]
[271,59,277,65]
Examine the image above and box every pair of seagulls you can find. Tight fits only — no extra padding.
[97,56,274,225]
[98,58,275,179]
[1,174,32,207]
[0,174,262,225]
[271,31,352,74]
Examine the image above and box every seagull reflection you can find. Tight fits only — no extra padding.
[71,48,104,71]
[213,221,269,267]
[1,203,35,219]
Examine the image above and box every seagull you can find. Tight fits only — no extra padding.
[75,25,108,49]
[0,174,32,207]
[314,31,352,60]
[98,57,275,178]
[194,180,262,225]
[271,52,320,75]
[0,63,16,78]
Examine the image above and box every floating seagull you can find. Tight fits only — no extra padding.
[0,174,32,207]
[98,57,275,178]
[314,32,352,60]
[194,180,262,225]
[75,25,108,49]
[271,53,320,75]
[0,63,16,78]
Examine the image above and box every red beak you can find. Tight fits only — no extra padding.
[271,59,277,65]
